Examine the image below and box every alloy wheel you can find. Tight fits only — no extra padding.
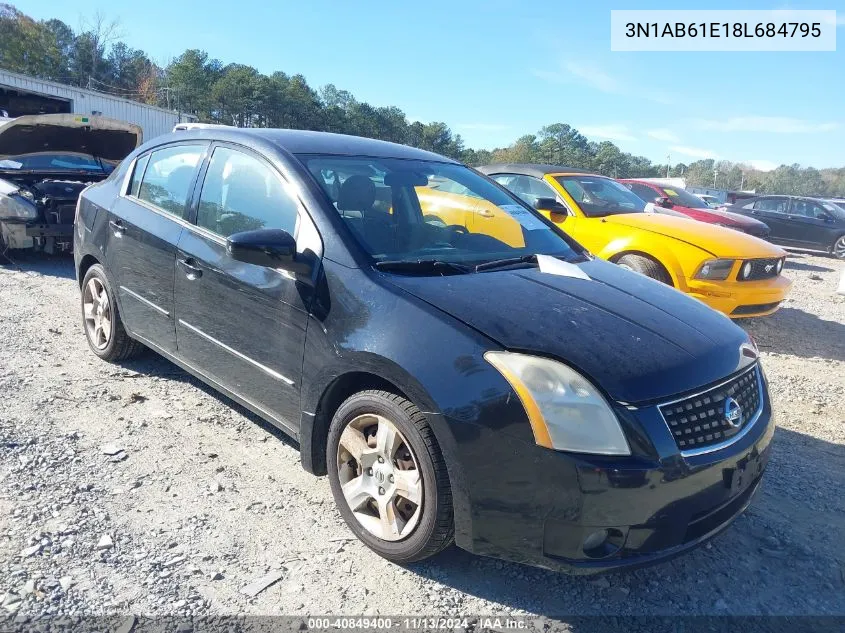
[834,236,845,259]
[83,277,112,350]
[336,413,423,541]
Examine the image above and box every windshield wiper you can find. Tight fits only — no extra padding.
[374,259,472,275]
[474,254,539,272]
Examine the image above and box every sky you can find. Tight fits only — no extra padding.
[15,0,845,169]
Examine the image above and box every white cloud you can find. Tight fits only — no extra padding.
[531,62,621,93]
[530,68,566,84]
[455,123,509,132]
[690,116,840,134]
[647,128,680,143]
[563,62,620,93]
[670,145,720,160]
[743,160,779,172]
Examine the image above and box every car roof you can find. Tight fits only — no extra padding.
[619,179,659,186]
[155,128,457,163]
[476,163,593,178]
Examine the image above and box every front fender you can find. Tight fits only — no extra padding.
[297,260,520,551]
[596,234,709,292]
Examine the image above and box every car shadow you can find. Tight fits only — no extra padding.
[783,259,836,273]
[0,251,76,280]
[115,351,299,450]
[740,307,845,363]
[405,426,845,617]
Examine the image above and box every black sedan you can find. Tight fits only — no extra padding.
[73,128,773,573]
[725,195,845,259]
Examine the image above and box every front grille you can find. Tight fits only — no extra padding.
[738,258,781,281]
[731,302,781,316]
[659,365,762,453]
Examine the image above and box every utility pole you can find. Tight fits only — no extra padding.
[666,155,671,178]
[713,169,718,188]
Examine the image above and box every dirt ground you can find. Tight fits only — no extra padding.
[1,250,843,622]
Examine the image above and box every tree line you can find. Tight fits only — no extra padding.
[2,3,844,197]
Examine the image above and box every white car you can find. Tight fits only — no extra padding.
[694,194,725,209]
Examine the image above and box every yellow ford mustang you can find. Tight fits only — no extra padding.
[419,164,791,318]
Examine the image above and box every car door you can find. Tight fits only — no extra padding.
[173,143,321,432]
[746,197,792,243]
[104,142,208,352]
[785,199,839,249]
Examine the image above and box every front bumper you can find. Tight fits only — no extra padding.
[683,275,792,318]
[449,368,775,574]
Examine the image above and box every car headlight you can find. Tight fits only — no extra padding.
[485,351,630,455]
[0,192,38,221]
[776,258,784,274]
[694,259,735,280]
[739,261,754,280]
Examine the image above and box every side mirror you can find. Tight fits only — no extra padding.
[817,211,833,222]
[534,197,568,222]
[655,196,672,208]
[227,228,297,269]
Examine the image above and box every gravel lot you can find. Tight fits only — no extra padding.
[1,251,843,622]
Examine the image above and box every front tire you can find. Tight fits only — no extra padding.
[832,235,845,260]
[616,254,672,285]
[327,390,454,564]
[81,264,143,361]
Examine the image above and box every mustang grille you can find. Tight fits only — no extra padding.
[739,258,781,281]
[659,365,762,453]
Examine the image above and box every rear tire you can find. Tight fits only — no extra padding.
[327,390,454,564]
[80,264,143,361]
[616,254,672,285]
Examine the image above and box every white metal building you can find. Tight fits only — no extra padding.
[0,68,195,142]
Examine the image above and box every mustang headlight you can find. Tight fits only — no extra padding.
[694,258,735,281]
[0,192,38,221]
[485,352,630,455]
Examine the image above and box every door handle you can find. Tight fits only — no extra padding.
[178,258,203,280]
[109,219,126,235]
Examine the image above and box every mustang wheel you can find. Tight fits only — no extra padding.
[327,390,454,563]
[616,254,672,285]
[80,264,143,361]
[833,235,845,259]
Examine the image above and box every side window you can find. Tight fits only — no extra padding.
[526,176,558,199]
[197,147,298,238]
[628,183,658,202]
[128,153,150,197]
[137,145,204,218]
[754,198,788,213]
[791,200,826,219]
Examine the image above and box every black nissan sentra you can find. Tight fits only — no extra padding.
[73,129,773,573]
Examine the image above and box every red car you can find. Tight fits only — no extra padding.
[621,179,771,239]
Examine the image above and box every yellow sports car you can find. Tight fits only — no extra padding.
[464,164,792,318]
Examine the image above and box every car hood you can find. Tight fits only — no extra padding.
[0,114,142,162]
[604,213,783,258]
[384,258,752,404]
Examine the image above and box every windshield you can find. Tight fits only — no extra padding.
[554,175,646,217]
[660,186,712,209]
[0,152,110,173]
[300,155,580,266]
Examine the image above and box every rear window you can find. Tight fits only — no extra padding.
[136,145,205,219]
